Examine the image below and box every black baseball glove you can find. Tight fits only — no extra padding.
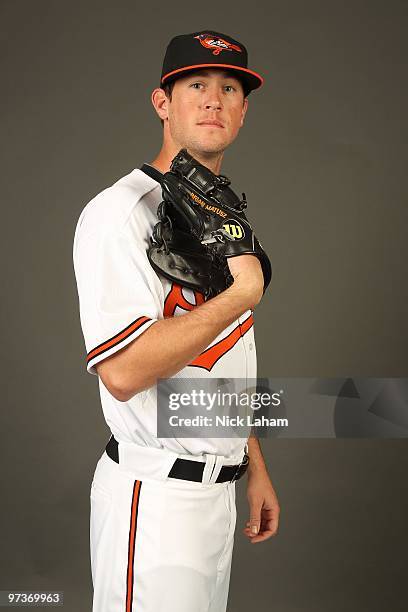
[147,149,272,299]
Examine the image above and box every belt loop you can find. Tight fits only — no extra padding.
[201,454,216,484]
[209,455,225,484]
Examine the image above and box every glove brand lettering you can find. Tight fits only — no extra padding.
[222,221,244,240]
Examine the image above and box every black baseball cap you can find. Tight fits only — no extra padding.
[160,30,264,96]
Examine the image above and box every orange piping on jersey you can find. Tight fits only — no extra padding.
[189,313,254,371]
[126,480,142,612]
[86,316,151,366]
[163,283,205,317]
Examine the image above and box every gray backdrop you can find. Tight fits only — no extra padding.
[1,0,407,610]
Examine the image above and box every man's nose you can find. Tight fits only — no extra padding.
[204,100,222,111]
[203,88,222,110]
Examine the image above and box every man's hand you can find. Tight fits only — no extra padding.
[243,468,280,544]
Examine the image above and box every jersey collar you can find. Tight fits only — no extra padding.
[140,163,164,185]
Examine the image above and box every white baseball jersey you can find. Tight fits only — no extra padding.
[73,163,257,459]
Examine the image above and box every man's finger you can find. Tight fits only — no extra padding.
[250,529,275,543]
[248,514,261,534]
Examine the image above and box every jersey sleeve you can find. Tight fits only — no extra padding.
[73,227,161,376]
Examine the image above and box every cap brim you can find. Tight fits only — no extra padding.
[161,63,264,94]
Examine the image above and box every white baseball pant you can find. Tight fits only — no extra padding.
[90,443,239,612]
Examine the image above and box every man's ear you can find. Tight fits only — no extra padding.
[240,97,249,127]
[151,88,169,122]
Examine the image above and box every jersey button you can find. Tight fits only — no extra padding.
[249,343,254,350]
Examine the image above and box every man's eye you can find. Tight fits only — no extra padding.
[224,85,236,92]
[190,82,203,89]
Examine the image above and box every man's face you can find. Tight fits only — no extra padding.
[165,68,248,155]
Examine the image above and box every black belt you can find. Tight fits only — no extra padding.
[105,436,249,483]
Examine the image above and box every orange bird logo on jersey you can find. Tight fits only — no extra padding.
[163,282,253,371]
[194,34,242,56]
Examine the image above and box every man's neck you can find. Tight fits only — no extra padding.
[149,146,224,175]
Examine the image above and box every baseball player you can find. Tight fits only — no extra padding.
[73,30,280,612]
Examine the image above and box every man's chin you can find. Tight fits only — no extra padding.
[187,139,229,156]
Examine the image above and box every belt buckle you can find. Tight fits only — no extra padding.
[230,453,249,483]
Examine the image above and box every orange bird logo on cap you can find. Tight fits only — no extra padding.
[194,34,242,55]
